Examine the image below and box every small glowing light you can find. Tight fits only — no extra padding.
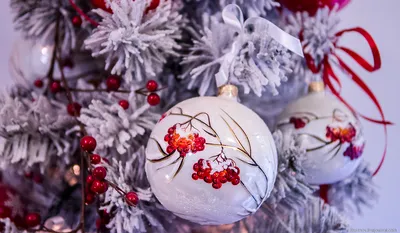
[72,165,80,176]
[41,47,49,55]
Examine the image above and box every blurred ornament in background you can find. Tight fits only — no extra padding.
[276,81,364,185]
[145,85,278,225]
[9,37,101,88]
[279,0,350,15]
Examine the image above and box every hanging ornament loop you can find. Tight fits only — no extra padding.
[216,4,304,88]
[305,27,392,176]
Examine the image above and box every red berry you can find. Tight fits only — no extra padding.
[147,93,160,106]
[0,206,11,219]
[33,174,43,183]
[146,80,158,92]
[147,0,160,11]
[50,81,61,93]
[179,151,186,157]
[72,15,82,27]
[25,213,41,228]
[193,163,199,172]
[196,144,205,151]
[80,136,97,152]
[106,75,121,91]
[198,159,204,165]
[118,100,129,110]
[34,79,43,88]
[212,182,222,189]
[24,171,33,178]
[198,171,205,179]
[219,176,227,183]
[67,102,82,116]
[86,175,95,184]
[125,191,139,206]
[192,173,199,180]
[164,134,170,142]
[85,192,96,205]
[90,154,101,164]
[226,174,233,181]
[212,172,219,179]
[96,218,103,229]
[168,127,175,134]
[93,167,107,180]
[204,175,212,183]
[91,180,108,194]
[212,178,219,184]
[232,178,240,185]
[166,146,175,154]
[204,168,211,174]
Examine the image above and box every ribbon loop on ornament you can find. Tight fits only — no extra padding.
[216,4,304,88]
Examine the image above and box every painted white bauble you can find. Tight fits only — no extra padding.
[276,90,365,185]
[145,95,277,225]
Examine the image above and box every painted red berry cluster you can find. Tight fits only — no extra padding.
[344,143,365,160]
[164,125,206,157]
[192,159,241,189]
[326,124,356,143]
[290,117,307,129]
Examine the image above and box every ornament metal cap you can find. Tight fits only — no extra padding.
[308,81,325,93]
[218,84,239,100]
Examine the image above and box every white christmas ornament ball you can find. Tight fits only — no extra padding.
[145,95,277,225]
[276,90,365,185]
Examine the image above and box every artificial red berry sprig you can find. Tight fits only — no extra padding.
[135,80,166,106]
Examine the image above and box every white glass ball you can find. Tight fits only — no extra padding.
[145,96,277,225]
[277,91,365,185]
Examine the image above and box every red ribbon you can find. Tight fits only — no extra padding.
[306,27,392,177]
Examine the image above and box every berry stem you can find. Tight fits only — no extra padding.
[68,0,99,27]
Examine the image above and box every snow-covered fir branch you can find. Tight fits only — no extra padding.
[85,0,184,84]
[10,0,78,54]
[0,89,76,172]
[266,130,317,213]
[0,218,27,233]
[100,147,181,233]
[220,0,280,17]
[327,160,378,216]
[180,13,235,96]
[182,9,296,97]
[284,6,340,81]
[78,94,159,155]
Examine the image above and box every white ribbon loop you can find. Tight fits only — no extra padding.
[216,4,304,88]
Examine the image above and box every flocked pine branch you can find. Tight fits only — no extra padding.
[0,218,28,233]
[0,88,77,172]
[182,10,295,97]
[284,6,340,82]
[10,0,78,54]
[78,94,159,155]
[266,130,317,213]
[85,0,183,84]
[327,160,378,216]
[180,13,235,96]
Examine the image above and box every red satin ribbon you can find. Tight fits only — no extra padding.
[306,27,392,177]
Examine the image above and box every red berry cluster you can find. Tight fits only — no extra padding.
[290,117,306,129]
[192,159,241,189]
[164,125,206,157]
[146,80,160,106]
[326,124,356,143]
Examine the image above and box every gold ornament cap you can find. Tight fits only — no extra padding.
[218,84,239,100]
[308,81,325,93]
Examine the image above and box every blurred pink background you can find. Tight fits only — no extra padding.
[0,0,399,230]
